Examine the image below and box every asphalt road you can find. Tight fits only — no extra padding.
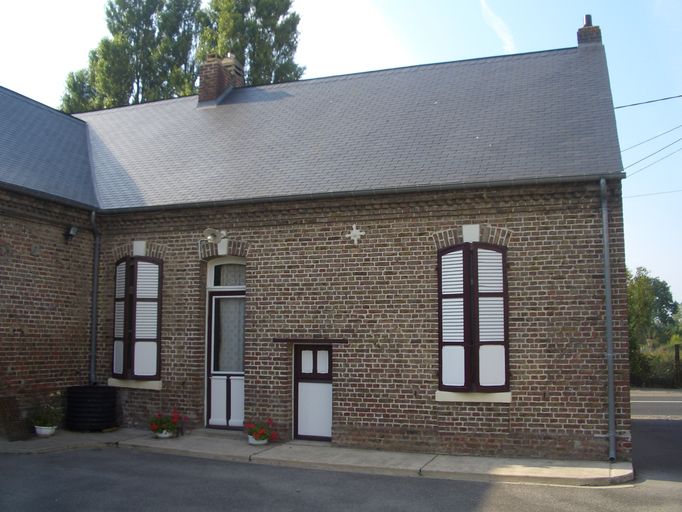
[0,420,681,512]
[631,388,682,418]
[1,391,681,512]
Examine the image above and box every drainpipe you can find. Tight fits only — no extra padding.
[600,178,616,462]
[89,211,101,385]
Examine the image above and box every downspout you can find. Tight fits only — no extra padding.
[89,211,101,385]
[600,178,616,462]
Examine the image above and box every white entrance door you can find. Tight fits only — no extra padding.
[207,292,244,428]
[294,345,332,440]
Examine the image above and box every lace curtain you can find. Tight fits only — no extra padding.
[215,297,244,372]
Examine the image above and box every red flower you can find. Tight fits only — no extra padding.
[150,422,159,432]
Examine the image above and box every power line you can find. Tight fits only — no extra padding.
[615,94,682,109]
[627,146,682,177]
[621,124,682,152]
[623,137,682,169]
[624,188,682,199]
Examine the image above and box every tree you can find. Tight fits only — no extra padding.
[627,267,678,347]
[61,0,303,113]
[627,267,680,386]
[198,0,304,86]
[61,69,98,115]
[61,0,201,113]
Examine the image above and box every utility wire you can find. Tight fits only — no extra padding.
[621,124,682,152]
[615,94,682,109]
[623,137,682,169]
[624,188,682,199]
[627,146,682,177]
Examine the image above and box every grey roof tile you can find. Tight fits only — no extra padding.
[0,87,97,207]
[2,44,622,212]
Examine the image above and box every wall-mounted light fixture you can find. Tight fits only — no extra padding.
[64,225,79,242]
[202,228,227,244]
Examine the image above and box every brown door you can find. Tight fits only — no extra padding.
[294,345,332,440]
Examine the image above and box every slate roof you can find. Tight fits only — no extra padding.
[0,87,97,208]
[1,43,623,212]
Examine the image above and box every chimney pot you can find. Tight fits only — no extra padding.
[577,14,602,45]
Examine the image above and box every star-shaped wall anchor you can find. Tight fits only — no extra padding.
[346,224,366,245]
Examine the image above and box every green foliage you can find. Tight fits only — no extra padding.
[29,391,64,427]
[61,0,303,113]
[149,408,186,434]
[61,69,97,114]
[629,337,652,387]
[244,417,279,441]
[198,0,304,86]
[627,267,681,387]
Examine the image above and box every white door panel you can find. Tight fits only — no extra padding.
[228,376,244,427]
[209,376,228,426]
[298,382,332,438]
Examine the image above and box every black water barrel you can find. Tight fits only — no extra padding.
[66,386,117,431]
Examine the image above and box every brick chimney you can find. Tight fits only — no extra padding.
[198,53,245,103]
[577,14,602,45]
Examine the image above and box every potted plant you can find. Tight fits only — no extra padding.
[244,418,279,445]
[29,391,63,437]
[149,408,185,438]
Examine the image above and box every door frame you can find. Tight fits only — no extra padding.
[204,255,246,430]
[206,291,245,429]
[293,344,333,441]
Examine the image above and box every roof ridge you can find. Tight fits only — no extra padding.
[255,46,579,88]
[0,85,85,125]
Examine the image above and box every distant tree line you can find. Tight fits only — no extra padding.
[61,0,304,113]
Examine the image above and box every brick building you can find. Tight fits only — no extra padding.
[0,19,630,460]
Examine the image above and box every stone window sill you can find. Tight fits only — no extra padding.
[435,391,511,403]
[107,378,163,390]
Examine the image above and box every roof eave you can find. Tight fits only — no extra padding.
[0,181,98,212]
[96,172,625,214]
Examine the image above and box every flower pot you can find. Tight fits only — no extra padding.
[248,435,268,446]
[35,426,57,437]
[154,430,174,439]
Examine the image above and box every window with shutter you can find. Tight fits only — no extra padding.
[438,243,508,392]
[112,257,162,380]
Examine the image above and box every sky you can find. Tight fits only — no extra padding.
[1,0,680,300]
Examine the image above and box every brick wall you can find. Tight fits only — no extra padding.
[93,180,630,460]
[0,190,93,414]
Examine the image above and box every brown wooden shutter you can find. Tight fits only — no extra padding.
[111,257,162,380]
[131,259,161,379]
[439,243,509,392]
[112,261,126,377]
[439,246,470,390]
[472,245,508,391]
